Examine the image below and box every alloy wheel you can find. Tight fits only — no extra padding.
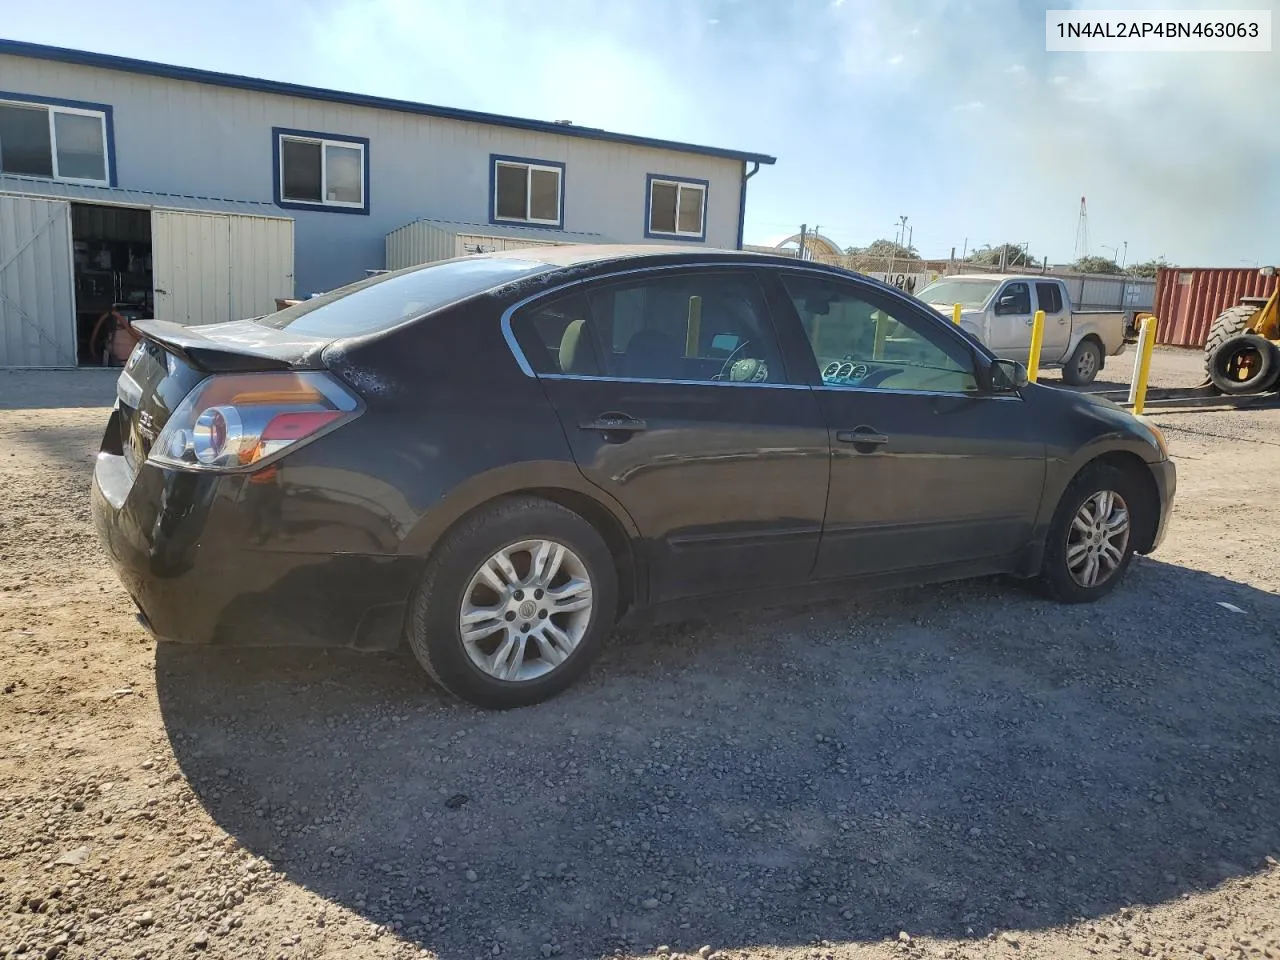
[458,539,593,682]
[1065,490,1130,588]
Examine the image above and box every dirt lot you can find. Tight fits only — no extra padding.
[2,349,1279,960]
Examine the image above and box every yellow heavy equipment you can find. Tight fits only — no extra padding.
[1203,268,1280,395]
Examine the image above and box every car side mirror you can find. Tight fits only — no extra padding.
[993,295,1018,316]
[988,358,1028,392]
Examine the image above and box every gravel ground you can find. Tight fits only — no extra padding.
[2,354,1279,960]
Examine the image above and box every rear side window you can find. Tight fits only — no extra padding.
[253,257,552,337]
[1035,281,1064,314]
[509,292,603,376]
[587,271,785,383]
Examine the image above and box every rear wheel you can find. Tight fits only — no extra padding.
[1039,463,1143,603]
[1061,338,1103,386]
[408,497,618,709]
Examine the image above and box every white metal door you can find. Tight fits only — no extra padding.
[0,195,77,367]
[228,215,294,319]
[152,211,231,326]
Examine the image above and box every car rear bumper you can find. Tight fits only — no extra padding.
[91,445,420,651]
[1145,457,1176,553]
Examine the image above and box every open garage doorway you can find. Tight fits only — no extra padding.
[72,203,152,367]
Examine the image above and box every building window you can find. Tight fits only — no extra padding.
[273,128,369,214]
[491,155,564,227]
[645,175,707,241]
[0,94,111,184]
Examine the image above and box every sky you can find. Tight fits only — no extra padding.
[4,0,1277,266]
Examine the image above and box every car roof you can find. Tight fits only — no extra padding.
[480,243,806,270]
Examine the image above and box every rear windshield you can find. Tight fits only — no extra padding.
[252,257,553,337]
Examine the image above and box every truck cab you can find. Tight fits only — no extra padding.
[916,274,1132,385]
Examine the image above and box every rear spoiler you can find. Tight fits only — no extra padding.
[132,319,328,373]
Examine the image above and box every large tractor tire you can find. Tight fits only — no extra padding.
[1203,304,1261,386]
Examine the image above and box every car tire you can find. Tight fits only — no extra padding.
[1038,462,1143,604]
[1060,338,1102,386]
[408,496,618,709]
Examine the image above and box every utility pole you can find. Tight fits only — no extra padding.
[961,237,968,260]
[1121,241,1128,268]
[796,224,807,262]
[907,224,913,255]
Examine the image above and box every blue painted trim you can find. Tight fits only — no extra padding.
[0,40,777,167]
[0,89,116,186]
[488,154,565,230]
[643,173,709,243]
[271,127,370,215]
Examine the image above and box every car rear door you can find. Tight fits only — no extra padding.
[763,269,1046,581]
[505,266,830,604]
[1036,280,1071,363]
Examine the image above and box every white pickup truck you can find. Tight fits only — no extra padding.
[914,274,1136,385]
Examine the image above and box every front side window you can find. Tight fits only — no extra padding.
[580,270,783,383]
[781,273,978,395]
[0,97,109,183]
[275,129,367,211]
[994,282,1032,315]
[492,157,563,226]
[646,176,706,239]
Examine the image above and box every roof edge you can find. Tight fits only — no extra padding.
[0,39,777,166]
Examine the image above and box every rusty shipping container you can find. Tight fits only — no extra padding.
[1153,266,1279,347]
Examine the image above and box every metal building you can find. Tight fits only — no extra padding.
[0,39,775,366]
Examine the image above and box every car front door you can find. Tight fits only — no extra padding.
[506,267,830,604]
[765,270,1046,581]
[986,280,1034,362]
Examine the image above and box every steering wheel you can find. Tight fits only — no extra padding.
[714,338,753,381]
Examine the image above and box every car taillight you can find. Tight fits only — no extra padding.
[149,371,361,472]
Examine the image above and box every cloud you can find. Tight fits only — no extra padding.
[953,101,985,112]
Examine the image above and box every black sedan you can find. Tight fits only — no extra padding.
[92,246,1175,708]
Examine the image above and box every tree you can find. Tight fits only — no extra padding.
[1071,255,1125,276]
[1126,257,1168,279]
[967,243,1033,268]
[845,238,918,260]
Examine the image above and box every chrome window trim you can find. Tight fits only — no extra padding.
[538,373,810,391]
[498,259,1021,401]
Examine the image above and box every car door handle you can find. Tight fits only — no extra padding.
[580,415,647,434]
[836,427,888,447]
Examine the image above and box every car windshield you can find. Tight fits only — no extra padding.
[252,257,554,337]
[915,279,999,309]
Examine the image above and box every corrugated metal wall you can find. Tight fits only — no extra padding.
[0,195,77,367]
[386,221,454,271]
[1153,267,1279,346]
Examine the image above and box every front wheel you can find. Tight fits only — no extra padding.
[1038,463,1143,603]
[408,497,618,709]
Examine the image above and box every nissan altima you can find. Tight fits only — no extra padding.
[92,246,1175,708]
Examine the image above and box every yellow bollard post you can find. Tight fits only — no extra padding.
[1027,309,1046,382]
[1127,315,1158,415]
[952,303,962,326]
[873,310,889,360]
